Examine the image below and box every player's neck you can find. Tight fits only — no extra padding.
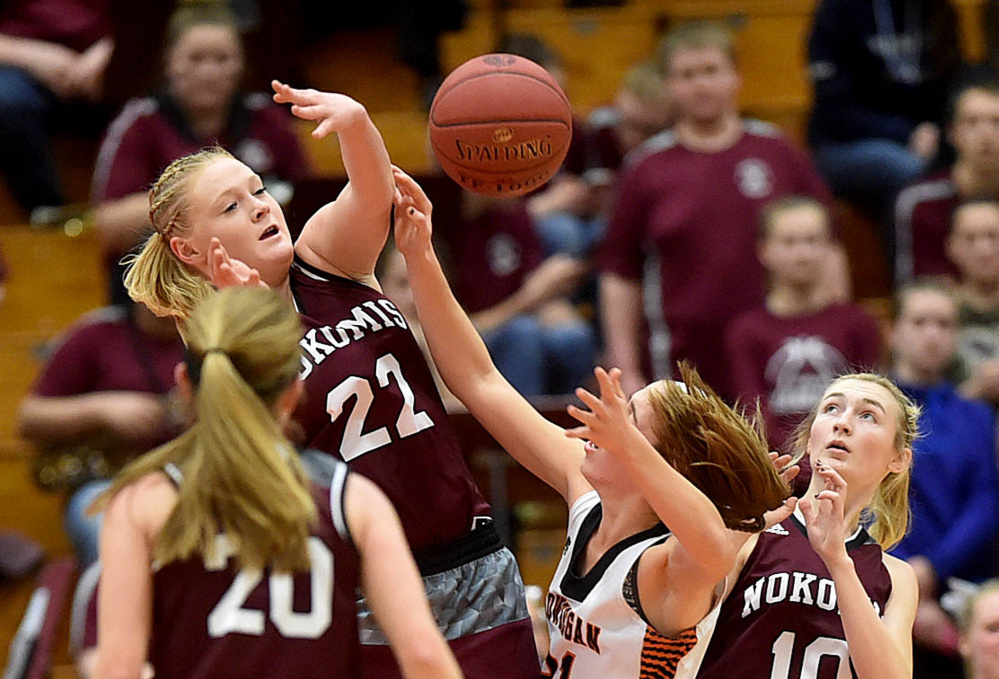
[673,113,741,152]
[766,283,828,317]
[596,494,660,545]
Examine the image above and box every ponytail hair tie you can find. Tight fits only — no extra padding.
[185,347,227,386]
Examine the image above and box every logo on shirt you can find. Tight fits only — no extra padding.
[766,336,846,415]
[734,158,774,199]
[487,233,522,277]
[764,523,789,536]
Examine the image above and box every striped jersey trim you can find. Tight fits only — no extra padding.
[639,625,698,679]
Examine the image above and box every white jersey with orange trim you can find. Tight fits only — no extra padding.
[544,491,697,679]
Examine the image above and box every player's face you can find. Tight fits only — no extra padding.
[759,205,830,288]
[950,89,999,169]
[890,289,958,381]
[167,24,244,114]
[961,590,999,679]
[580,384,660,486]
[948,203,999,286]
[182,157,294,286]
[806,379,908,497]
[666,46,740,125]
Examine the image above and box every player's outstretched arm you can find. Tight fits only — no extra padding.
[392,167,589,503]
[345,475,463,679]
[273,81,394,283]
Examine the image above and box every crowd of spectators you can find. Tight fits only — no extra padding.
[2,1,999,677]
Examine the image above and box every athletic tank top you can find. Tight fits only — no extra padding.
[690,507,893,679]
[148,459,362,679]
[289,257,490,550]
[544,491,698,679]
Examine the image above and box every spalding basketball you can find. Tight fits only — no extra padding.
[429,53,573,197]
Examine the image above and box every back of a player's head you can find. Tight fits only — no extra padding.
[110,287,316,573]
[790,373,919,549]
[645,362,789,532]
[125,147,236,327]
[656,20,737,75]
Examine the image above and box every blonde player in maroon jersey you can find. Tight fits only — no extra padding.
[92,286,461,679]
[680,374,920,679]
[122,82,539,677]
[391,167,794,679]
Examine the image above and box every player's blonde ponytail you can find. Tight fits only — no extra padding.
[101,287,316,572]
[791,373,920,549]
[124,147,235,331]
[647,362,790,532]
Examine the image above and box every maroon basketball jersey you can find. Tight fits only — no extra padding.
[149,463,361,679]
[289,257,490,550]
[695,511,892,679]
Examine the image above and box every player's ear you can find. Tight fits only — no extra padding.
[175,361,194,404]
[170,235,200,266]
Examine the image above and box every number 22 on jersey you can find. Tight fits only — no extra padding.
[325,352,435,461]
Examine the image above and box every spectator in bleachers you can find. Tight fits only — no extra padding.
[597,20,835,399]
[436,191,596,397]
[16,300,185,567]
[945,197,999,406]
[90,2,309,305]
[959,580,999,679]
[895,79,999,285]
[806,0,962,257]
[726,196,883,454]
[0,0,113,223]
[889,279,999,678]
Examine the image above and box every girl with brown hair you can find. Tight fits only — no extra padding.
[392,168,792,678]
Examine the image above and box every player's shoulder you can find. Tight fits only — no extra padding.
[622,129,679,169]
[881,551,917,586]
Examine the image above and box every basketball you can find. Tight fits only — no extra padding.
[429,53,573,197]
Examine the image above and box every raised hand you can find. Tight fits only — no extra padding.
[272,80,367,139]
[391,166,434,257]
[762,452,799,528]
[798,461,850,565]
[207,238,264,289]
[565,367,645,455]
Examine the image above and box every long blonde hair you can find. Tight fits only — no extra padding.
[648,363,789,532]
[100,286,316,572]
[791,373,920,549]
[124,147,235,327]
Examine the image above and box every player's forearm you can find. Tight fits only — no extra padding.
[619,434,734,577]
[405,245,502,397]
[827,558,911,679]
[17,394,107,444]
[93,194,153,256]
[336,107,394,213]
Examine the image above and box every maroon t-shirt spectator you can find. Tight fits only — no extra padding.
[894,169,961,284]
[437,199,545,314]
[0,0,109,53]
[725,303,884,452]
[598,121,832,398]
[92,92,308,204]
[33,306,182,398]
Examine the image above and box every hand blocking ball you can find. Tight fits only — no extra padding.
[429,54,573,197]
